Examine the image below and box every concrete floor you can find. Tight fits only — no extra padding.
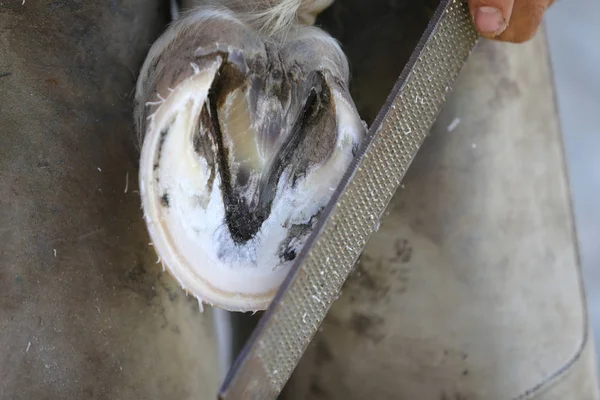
[546,0,600,367]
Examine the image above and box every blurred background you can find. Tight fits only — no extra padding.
[546,0,600,368]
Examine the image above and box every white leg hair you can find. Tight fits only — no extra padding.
[177,0,335,30]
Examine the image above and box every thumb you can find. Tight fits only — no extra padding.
[469,0,515,37]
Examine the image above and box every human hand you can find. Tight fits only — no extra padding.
[468,0,555,43]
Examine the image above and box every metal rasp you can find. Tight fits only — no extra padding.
[219,1,479,398]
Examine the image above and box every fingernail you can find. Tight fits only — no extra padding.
[474,7,507,35]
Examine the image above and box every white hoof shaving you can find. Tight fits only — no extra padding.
[135,4,364,312]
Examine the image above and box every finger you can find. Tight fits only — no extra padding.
[495,0,554,43]
[469,0,515,37]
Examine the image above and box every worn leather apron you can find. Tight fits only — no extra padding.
[0,3,221,399]
[284,4,600,397]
